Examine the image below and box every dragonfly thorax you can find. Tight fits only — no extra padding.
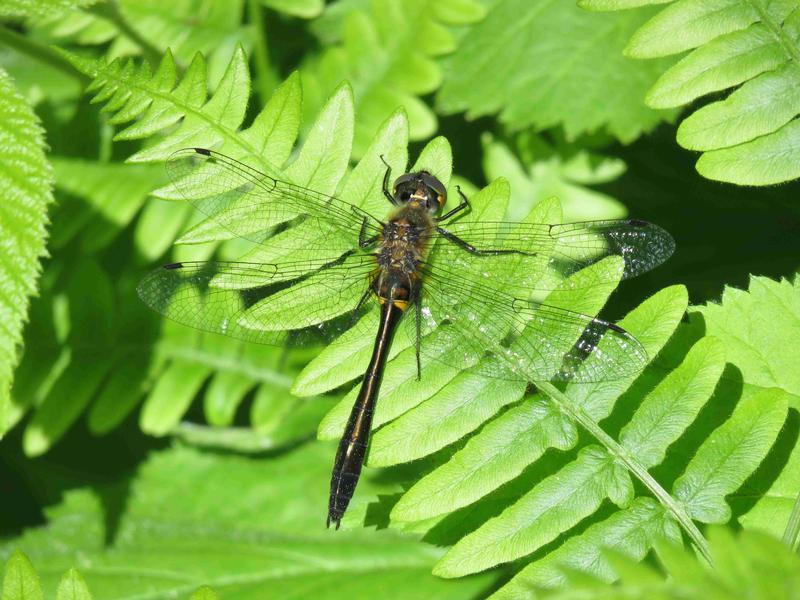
[373,211,434,310]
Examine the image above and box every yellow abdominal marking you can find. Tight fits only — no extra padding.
[376,295,409,311]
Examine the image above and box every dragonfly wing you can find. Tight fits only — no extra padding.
[163,148,383,249]
[412,264,647,383]
[137,255,377,347]
[432,219,674,288]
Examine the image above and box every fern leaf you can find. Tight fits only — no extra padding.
[493,499,681,596]
[0,68,54,435]
[618,335,726,467]
[309,268,794,588]
[86,352,152,434]
[203,370,255,426]
[1,443,492,597]
[427,285,695,577]
[390,285,687,523]
[0,0,94,19]
[301,0,485,156]
[436,445,634,577]
[49,158,164,252]
[140,360,213,436]
[477,276,798,594]
[674,386,789,523]
[691,275,800,539]
[56,569,92,600]
[370,256,625,470]
[580,0,800,185]
[432,308,786,582]
[64,46,268,164]
[482,135,628,222]
[541,527,800,599]
[22,261,116,456]
[189,586,217,600]
[32,49,415,450]
[2,551,43,600]
[437,0,677,143]
[694,275,800,396]
[38,1,251,82]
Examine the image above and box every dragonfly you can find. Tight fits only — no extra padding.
[137,147,674,529]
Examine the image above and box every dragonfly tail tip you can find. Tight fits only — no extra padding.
[326,513,342,530]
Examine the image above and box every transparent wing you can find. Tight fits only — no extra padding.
[410,263,647,383]
[137,254,378,347]
[164,148,383,249]
[428,219,675,293]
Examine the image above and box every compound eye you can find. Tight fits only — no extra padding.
[393,174,414,188]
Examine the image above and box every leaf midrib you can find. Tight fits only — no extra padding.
[537,381,713,564]
[100,58,265,170]
[745,0,800,67]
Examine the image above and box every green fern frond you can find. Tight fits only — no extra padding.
[36,1,252,79]
[2,552,45,600]
[301,0,485,156]
[49,158,164,253]
[307,266,795,594]
[64,45,257,163]
[1,443,491,597]
[3,552,95,600]
[436,0,677,143]
[481,134,628,222]
[13,47,412,453]
[1,548,221,600]
[580,0,800,185]
[541,527,800,600]
[0,68,54,435]
[0,0,95,20]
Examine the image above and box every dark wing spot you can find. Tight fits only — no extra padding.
[164,262,183,270]
[193,147,211,156]
[605,321,626,334]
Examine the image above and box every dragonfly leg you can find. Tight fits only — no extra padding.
[436,185,470,222]
[379,154,397,205]
[414,295,422,381]
[359,217,380,248]
[436,226,537,257]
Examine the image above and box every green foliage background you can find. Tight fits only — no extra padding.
[1,0,800,598]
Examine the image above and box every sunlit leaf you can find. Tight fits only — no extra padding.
[0,69,54,434]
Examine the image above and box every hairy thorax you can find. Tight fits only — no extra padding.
[373,206,435,308]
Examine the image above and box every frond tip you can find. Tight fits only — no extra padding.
[580,0,800,185]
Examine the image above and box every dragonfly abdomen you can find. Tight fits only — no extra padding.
[327,301,404,529]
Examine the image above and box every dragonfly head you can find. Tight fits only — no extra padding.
[393,171,447,215]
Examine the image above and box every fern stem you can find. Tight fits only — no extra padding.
[0,26,88,84]
[87,0,162,68]
[782,489,800,551]
[745,0,800,67]
[537,381,713,565]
